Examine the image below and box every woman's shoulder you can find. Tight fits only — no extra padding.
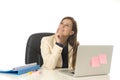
[42,34,54,39]
[41,34,55,42]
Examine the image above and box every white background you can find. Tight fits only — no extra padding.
[0,0,120,79]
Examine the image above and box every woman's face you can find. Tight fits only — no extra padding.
[57,19,74,37]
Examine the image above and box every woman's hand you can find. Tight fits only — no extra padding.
[55,29,67,45]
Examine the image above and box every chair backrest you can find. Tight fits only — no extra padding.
[25,32,54,66]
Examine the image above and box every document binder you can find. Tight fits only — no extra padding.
[0,63,40,75]
[13,63,37,70]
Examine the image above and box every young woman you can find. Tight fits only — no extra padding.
[41,16,78,70]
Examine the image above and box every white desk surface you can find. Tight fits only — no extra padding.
[0,68,112,80]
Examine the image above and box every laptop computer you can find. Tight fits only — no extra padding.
[59,45,113,77]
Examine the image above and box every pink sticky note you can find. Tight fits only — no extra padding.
[32,70,42,76]
[99,54,107,64]
[90,56,100,67]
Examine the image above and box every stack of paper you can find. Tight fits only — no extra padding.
[0,63,40,75]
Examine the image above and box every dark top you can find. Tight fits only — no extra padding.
[56,42,68,68]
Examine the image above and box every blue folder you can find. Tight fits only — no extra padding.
[0,65,40,75]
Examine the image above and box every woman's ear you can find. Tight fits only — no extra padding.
[70,31,74,35]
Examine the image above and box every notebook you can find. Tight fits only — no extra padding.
[0,63,40,75]
[59,45,113,77]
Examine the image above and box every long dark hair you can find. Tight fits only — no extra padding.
[61,16,78,69]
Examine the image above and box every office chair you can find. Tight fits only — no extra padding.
[25,32,54,66]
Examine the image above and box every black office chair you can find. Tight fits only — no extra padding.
[25,32,54,66]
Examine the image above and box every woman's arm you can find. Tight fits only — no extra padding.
[41,37,63,69]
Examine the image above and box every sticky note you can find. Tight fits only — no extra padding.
[99,54,107,64]
[91,56,100,67]
[32,70,41,76]
[28,71,32,75]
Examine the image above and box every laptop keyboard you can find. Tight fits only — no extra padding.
[59,69,74,74]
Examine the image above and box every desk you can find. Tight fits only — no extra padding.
[0,69,110,80]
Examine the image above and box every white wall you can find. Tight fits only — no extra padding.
[0,0,120,77]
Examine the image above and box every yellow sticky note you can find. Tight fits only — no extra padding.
[28,72,32,75]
